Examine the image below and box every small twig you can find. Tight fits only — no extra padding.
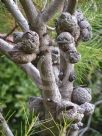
[42,0,48,11]
[0,112,14,136]
[47,25,55,31]
[3,25,18,40]
[95,100,102,106]
[89,128,100,133]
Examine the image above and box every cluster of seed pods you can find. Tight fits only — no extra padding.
[9,31,40,64]
[56,10,94,130]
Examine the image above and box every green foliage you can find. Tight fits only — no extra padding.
[75,45,102,84]
[74,0,102,84]
[0,54,40,135]
[0,55,39,119]
[0,1,15,33]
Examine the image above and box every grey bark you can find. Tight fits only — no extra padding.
[0,38,42,89]
[19,0,38,30]
[65,0,78,14]
[68,130,78,136]
[0,113,14,136]
[59,55,74,100]
[2,0,29,32]
[40,0,65,22]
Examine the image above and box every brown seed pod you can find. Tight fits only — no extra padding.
[69,72,76,82]
[51,47,60,65]
[81,28,92,42]
[57,32,74,47]
[74,10,84,22]
[72,87,92,105]
[80,102,95,115]
[20,31,40,54]
[28,96,45,120]
[28,96,44,113]
[13,32,23,43]
[9,50,36,64]
[75,10,92,42]
[59,71,64,81]
[67,50,81,64]
[79,20,92,30]
[71,121,83,130]
[57,32,81,63]
[56,12,80,42]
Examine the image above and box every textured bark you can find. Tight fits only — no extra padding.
[37,48,61,115]
[41,0,65,22]
[65,0,78,14]
[20,0,38,30]
[0,38,42,89]
[60,61,74,100]
[59,55,74,101]
[2,0,29,32]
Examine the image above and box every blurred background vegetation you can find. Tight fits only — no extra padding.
[0,0,102,136]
